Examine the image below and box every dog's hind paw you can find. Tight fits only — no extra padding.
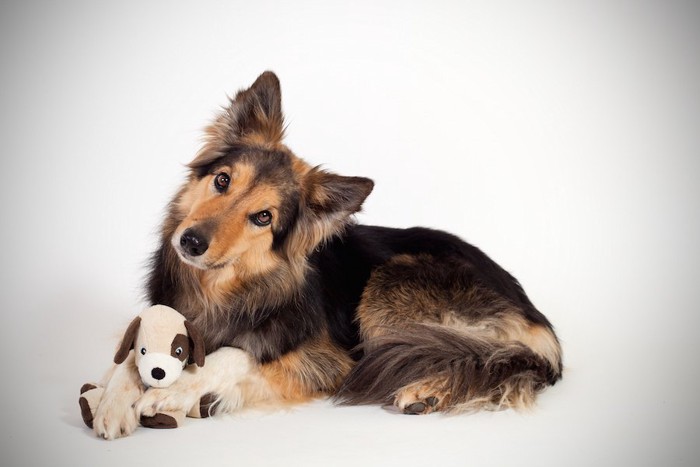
[394,380,449,415]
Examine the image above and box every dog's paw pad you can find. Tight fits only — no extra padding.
[394,379,448,415]
[404,402,428,415]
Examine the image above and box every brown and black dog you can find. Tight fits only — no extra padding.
[89,71,562,439]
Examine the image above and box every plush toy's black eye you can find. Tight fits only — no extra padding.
[175,347,183,356]
[140,348,147,355]
[214,173,230,192]
[251,210,272,227]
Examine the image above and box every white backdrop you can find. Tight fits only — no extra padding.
[1,1,699,466]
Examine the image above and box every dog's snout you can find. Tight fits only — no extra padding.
[180,228,209,257]
[151,367,166,381]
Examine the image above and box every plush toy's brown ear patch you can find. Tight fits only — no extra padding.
[171,334,190,362]
[114,316,141,364]
[184,320,205,367]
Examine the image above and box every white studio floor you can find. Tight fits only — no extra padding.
[1,1,699,466]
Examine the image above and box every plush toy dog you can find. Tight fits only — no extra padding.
[79,305,212,430]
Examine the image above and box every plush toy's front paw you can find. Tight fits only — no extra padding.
[79,383,103,429]
[140,411,185,429]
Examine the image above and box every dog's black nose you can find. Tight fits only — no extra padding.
[151,367,166,380]
[180,228,209,256]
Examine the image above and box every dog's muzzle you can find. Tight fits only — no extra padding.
[179,228,209,257]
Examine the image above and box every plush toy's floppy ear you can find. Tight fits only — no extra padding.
[184,320,206,367]
[114,316,142,364]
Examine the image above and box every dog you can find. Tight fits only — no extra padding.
[90,71,562,439]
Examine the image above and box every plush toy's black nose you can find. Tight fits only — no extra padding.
[180,228,209,257]
[151,367,166,381]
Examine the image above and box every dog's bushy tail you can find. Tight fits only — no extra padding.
[335,324,561,412]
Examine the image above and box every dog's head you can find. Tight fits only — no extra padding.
[114,305,205,388]
[168,72,374,278]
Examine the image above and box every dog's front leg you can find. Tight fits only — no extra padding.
[92,351,144,440]
[135,347,268,418]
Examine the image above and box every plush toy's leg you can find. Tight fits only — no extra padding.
[140,393,220,428]
[140,411,186,429]
[79,384,104,429]
[188,393,221,419]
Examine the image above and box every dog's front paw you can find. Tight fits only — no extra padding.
[135,386,200,418]
[92,387,141,440]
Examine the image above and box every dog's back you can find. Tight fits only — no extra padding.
[309,224,562,413]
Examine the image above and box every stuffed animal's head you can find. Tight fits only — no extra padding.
[113,305,205,388]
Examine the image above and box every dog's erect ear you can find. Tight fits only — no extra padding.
[184,320,206,367]
[234,71,283,138]
[114,316,141,364]
[190,71,284,168]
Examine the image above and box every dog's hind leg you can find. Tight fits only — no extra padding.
[338,254,562,413]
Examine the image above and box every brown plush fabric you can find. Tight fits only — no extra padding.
[79,396,94,429]
[171,334,189,362]
[140,413,179,429]
[80,383,97,395]
[184,320,206,367]
[114,316,142,364]
[199,393,220,418]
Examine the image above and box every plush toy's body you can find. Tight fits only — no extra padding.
[80,305,210,430]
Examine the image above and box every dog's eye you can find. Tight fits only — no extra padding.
[140,348,147,355]
[175,347,183,356]
[214,173,230,192]
[251,210,272,227]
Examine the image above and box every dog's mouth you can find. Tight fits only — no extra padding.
[174,247,232,270]
[176,251,210,269]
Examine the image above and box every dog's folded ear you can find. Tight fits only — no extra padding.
[304,169,374,216]
[190,71,285,168]
[114,316,141,364]
[184,320,206,367]
[284,168,373,254]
